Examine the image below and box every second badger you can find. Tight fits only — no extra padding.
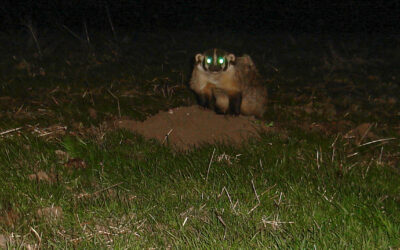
[189,48,267,118]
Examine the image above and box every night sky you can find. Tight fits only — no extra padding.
[1,0,399,33]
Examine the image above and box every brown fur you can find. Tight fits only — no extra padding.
[234,55,268,118]
[190,50,267,118]
[212,88,230,113]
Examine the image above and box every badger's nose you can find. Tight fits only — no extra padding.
[208,65,220,72]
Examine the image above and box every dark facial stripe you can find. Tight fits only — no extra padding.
[222,58,228,71]
[202,57,207,71]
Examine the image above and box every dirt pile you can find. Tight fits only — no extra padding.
[116,105,274,150]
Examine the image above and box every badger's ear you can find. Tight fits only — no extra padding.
[195,53,204,63]
[227,53,236,63]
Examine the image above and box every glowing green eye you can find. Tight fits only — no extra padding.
[206,57,212,64]
[218,57,224,64]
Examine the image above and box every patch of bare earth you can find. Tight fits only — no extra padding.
[115,105,277,150]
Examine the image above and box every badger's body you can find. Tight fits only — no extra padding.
[189,48,267,118]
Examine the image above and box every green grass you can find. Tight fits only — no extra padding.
[1,130,399,248]
[0,30,400,248]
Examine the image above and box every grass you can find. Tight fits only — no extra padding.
[0,29,400,248]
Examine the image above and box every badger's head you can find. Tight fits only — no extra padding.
[195,48,235,73]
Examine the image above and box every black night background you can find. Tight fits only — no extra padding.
[2,1,400,32]
[0,1,399,248]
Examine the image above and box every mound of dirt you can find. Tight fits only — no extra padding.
[115,105,275,150]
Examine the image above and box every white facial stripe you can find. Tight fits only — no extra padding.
[213,49,217,66]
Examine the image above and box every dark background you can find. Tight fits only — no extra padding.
[1,0,399,33]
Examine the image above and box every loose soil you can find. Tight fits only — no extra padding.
[115,105,275,150]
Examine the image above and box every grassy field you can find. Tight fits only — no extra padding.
[0,29,400,248]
